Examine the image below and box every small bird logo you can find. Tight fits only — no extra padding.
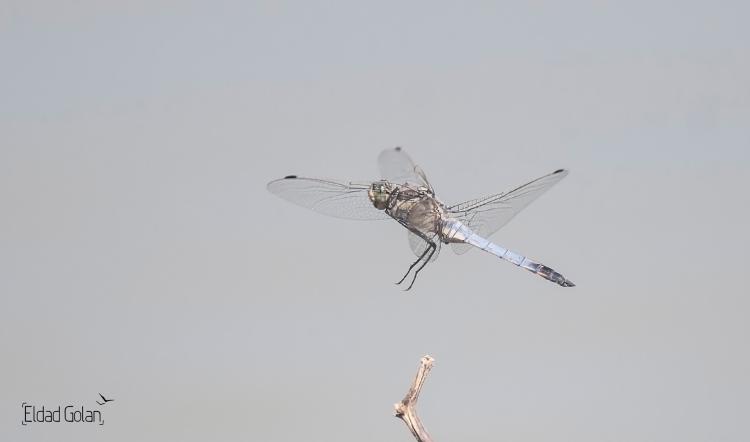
[96,393,114,406]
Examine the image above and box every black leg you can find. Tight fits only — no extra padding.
[404,240,436,291]
[396,243,431,285]
[393,221,438,290]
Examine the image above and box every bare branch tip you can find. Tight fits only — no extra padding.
[394,355,437,442]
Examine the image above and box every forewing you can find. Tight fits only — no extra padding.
[408,231,441,262]
[267,176,389,220]
[448,169,569,254]
[377,147,431,188]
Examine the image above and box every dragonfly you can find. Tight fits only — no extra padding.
[267,147,574,289]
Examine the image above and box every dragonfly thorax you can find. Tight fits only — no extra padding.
[368,181,393,210]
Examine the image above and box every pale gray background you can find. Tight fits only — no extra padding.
[2,1,749,441]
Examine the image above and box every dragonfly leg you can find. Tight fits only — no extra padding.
[394,223,437,290]
[404,239,436,291]
[396,242,431,285]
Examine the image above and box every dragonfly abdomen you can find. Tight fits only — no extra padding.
[440,218,475,244]
[461,228,575,287]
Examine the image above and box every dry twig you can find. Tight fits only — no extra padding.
[394,355,435,442]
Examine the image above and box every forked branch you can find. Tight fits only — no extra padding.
[394,355,435,442]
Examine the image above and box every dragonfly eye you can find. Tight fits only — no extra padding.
[368,182,389,210]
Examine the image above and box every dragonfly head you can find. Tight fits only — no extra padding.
[368,181,392,210]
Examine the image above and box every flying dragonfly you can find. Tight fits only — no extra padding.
[267,147,574,289]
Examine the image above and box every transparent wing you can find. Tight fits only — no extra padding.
[408,230,441,262]
[378,147,432,189]
[447,169,569,254]
[267,176,389,220]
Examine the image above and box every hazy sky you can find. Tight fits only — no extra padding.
[2,1,749,441]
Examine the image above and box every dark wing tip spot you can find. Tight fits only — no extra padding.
[284,175,298,179]
[394,146,402,151]
[554,169,565,174]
